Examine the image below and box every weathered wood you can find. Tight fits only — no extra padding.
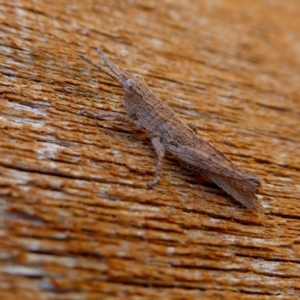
[0,0,300,299]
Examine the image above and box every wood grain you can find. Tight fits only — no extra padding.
[0,0,300,299]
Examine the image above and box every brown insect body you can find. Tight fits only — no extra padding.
[79,47,262,213]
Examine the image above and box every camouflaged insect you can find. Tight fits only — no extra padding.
[79,47,262,213]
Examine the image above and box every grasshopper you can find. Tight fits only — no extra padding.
[79,47,262,213]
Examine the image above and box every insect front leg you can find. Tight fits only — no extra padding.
[148,135,165,188]
[82,110,132,123]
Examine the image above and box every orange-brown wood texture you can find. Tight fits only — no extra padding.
[0,0,300,299]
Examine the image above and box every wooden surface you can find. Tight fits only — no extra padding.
[0,0,300,299]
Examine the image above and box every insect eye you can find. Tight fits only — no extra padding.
[133,74,144,81]
[249,177,260,186]
[126,79,134,87]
